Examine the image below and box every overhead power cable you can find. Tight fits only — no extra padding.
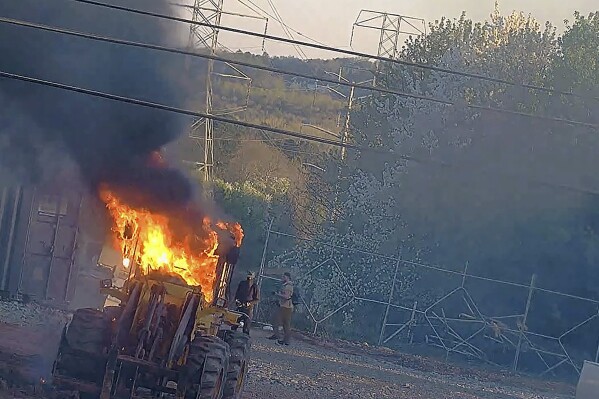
[0,16,596,130]
[265,0,307,59]
[1,69,599,199]
[238,0,329,46]
[67,0,599,103]
[0,70,372,151]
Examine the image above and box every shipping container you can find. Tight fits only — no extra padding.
[0,183,109,309]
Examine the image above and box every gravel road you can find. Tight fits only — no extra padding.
[244,329,574,399]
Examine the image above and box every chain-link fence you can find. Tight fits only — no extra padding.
[253,223,599,378]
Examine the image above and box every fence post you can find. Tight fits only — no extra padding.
[461,261,469,288]
[378,254,401,346]
[513,274,536,372]
[408,300,417,344]
[595,307,599,363]
[254,218,274,320]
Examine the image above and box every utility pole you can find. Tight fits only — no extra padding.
[188,0,224,184]
[324,66,373,161]
[340,84,354,161]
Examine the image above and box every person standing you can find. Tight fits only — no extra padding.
[214,234,241,305]
[234,271,259,335]
[224,234,241,304]
[268,272,294,345]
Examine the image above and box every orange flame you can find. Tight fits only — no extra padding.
[216,221,244,247]
[99,186,243,302]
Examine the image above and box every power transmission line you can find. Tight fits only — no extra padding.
[1,69,599,199]
[238,0,329,46]
[1,16,596,130]
[67,0,599,103]
[0,69,371,150]
[265,0,307,59]
[211,137,291,141]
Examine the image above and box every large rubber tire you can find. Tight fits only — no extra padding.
[182,335,230,399]
[67,308,111,351]
[222,331,250,399]
[56,308,111,383]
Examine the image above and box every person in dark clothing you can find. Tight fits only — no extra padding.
[225,234,240,300]
[234,271,259,335]
[214,234,241,305]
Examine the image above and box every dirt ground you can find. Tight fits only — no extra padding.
[0,316,575,399]
[243,329,574,399]
[0,320,64,399]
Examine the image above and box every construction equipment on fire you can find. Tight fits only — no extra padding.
[51,224,249,399]
[576,360,599,399]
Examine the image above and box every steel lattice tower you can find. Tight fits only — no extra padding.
[351,10,426,85]
[188,0,224,183]
[376,13,402,59]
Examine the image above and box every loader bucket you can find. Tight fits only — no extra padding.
[576,361,599,399]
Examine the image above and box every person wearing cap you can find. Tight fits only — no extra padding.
[234,271,259,335]
[268,272,294,345]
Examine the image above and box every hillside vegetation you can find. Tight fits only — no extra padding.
[179,9,599,374]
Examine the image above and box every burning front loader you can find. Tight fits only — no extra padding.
[52,238,249,399]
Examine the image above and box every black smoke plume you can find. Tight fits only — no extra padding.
[0,0,193,210]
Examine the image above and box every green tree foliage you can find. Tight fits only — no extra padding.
[181,10,599,363]
[551,11,599,124]
[272,7,599,360]
[211,178,278,273]
[184,51,371,140]
[556,12,599,91]
[220,140,330,235]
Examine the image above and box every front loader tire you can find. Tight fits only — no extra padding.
[55,308,111,384]
[182,335,230,399]
[223,331,250,399]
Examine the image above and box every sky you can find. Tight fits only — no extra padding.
[178,0,598,59]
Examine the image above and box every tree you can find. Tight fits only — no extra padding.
[556,12,599,92]
[221,140,329,235]
[551,12,599,123]
[291,7,599,354]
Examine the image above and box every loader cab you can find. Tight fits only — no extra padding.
[97,242,130,307]
[212,234,240,308]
